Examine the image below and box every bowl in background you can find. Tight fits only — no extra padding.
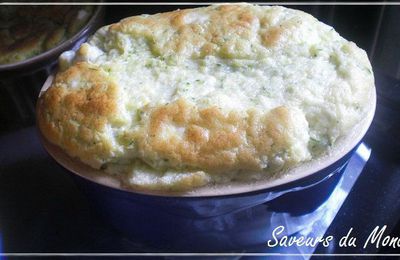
[0,5,104,131]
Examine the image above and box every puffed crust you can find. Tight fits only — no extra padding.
[37,4,374,191]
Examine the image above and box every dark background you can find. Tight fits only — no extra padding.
[0,2,399,257]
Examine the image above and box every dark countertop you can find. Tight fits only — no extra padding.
[315,70,400,255]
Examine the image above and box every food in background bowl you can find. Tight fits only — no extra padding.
[0,6,94,65]
[0,5,103,131]
[37,3,375,195]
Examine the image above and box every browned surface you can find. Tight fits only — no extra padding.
[37,62,118,168]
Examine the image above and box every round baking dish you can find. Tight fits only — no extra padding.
[37,73,376,251]
[0,6,104,130]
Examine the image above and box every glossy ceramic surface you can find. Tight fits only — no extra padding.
[35,4,376,251]
[71,145,356,251]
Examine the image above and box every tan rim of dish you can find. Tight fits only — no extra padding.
[38,74,376,197]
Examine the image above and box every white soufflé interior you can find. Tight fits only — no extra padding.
[56,4,375,191]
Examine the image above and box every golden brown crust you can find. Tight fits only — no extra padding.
[37,4,322,177]
[108,4,299,58]
[34,3,376,193]
[39,72,306,174]
[135,99,302,173]
[37,62,118,168]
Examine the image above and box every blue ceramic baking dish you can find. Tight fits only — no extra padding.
[38,75,376,252]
